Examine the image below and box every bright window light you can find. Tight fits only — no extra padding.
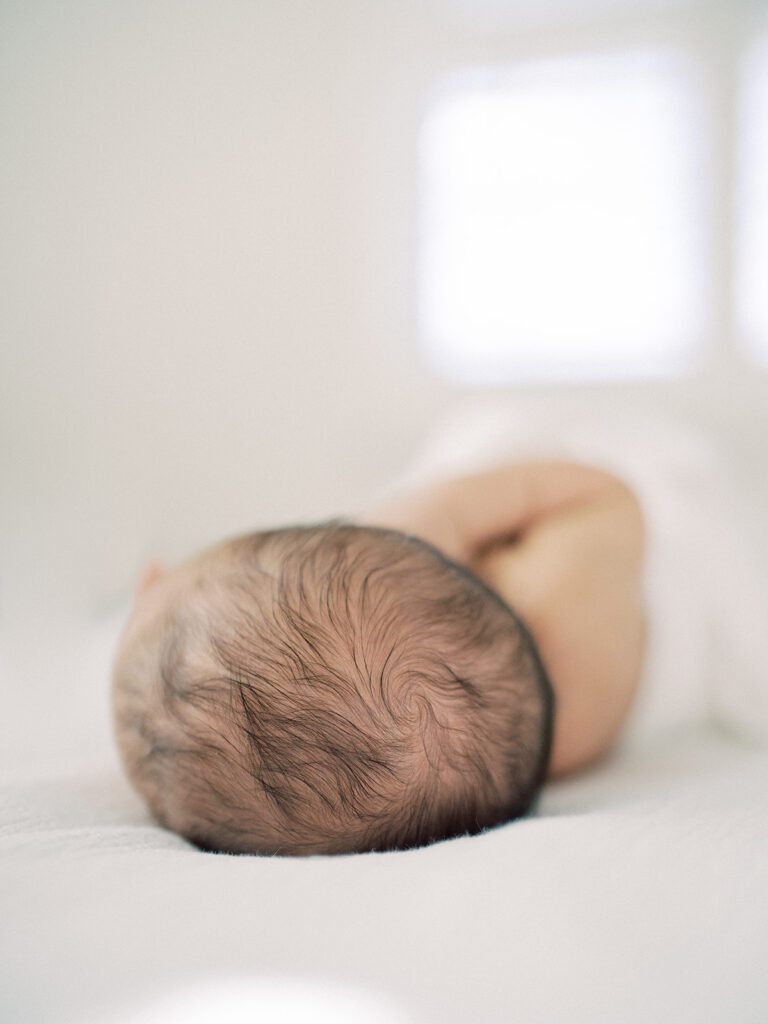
[419,51,708,384]
[737,37,768,362]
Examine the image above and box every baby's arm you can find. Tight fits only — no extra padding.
[364,462,646,777]
[366,461,630,559]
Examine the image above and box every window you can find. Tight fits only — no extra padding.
[419,50,707,385]
[738,36,768,362]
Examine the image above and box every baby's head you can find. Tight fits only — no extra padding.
[113,523,553,855]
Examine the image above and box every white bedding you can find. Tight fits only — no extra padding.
[2,665,767,1023]
[3,403,768,1023]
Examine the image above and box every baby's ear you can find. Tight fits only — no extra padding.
[137,561,166,597]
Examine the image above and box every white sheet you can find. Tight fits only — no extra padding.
[2,691,767,1023]
[3,401,768,1024]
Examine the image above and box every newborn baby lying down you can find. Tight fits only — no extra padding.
[113,461,645,855]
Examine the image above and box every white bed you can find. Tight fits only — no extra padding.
[2,602,767,1024]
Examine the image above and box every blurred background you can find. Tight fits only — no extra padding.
[2,0,767,760]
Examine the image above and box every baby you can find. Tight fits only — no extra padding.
[113,460,645,855]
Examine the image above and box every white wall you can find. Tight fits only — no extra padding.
[3,0,767,636]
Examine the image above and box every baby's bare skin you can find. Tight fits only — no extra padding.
[363,462,646,778]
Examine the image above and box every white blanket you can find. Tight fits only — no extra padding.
[2,401,768,1024]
